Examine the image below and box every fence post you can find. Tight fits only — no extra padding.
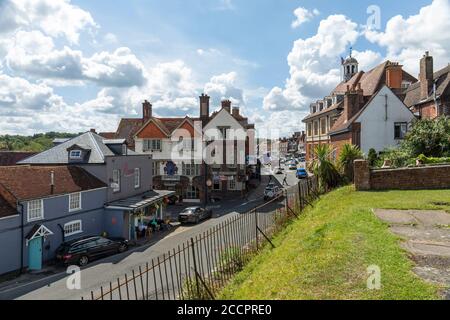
[254,209,259,250]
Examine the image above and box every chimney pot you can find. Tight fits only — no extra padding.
[143,100,152,123]
[90,128,96,134]
[221,100,232,113]
[199,93,210,123]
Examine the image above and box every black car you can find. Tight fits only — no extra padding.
[56,236,128,267]
[178,207,213,224]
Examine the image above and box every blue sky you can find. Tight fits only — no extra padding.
[0,0,448,137]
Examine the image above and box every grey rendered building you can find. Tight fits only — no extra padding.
[0,132,173,275]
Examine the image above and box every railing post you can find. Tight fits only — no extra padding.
[190,238,201,299]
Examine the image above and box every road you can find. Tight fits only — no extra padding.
[0,162,309,300]
[0,168,294,300]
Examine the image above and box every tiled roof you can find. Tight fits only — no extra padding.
[0,152,37,166]
[404,65,450,107]
[0,193,16,218]
[18,132,133,165]
[332,61,417,97]
[0,165,106,203]
[99,132,116,139]
[116,118,144,148]
[302,102,343,121]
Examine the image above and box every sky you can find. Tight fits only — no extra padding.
[0,0,449,137]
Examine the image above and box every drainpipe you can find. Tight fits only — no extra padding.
[18,203,24,274]
[57,224,65,243]
[385,94,388,121]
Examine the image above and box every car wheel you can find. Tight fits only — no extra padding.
[79,255,89,267]
[118,243,128,253]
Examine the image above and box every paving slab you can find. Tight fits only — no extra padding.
[374,209,450,299]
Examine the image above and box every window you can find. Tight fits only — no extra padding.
[134,168,141,189]
[394,122,408,140]
[143,139,162,151]
[228,178,237,190]
[213,179,221,191]
[184,186,199,199]
[64,220,82,237]
[183,162,200,176]
[69,193,82,212]
[314,121,319,136]
[152,162,159,176]
[69,150,82,159]
[112,169,121,192]
[320,118,327,135]
[307,123,312,137]
[27,199,44,222]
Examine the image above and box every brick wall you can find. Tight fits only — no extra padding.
[330,132,352,160]
[354,159,450,190]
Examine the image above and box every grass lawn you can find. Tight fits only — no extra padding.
[220,186,450,300]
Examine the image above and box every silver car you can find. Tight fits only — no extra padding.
[178,207,213,224]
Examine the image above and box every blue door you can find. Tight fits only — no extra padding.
[28,237,43,271]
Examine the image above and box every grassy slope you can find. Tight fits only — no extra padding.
[220,186,450,300]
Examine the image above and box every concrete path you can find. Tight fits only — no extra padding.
[374,209,450,299]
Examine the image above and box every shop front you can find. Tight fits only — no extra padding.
[104,190,175,241]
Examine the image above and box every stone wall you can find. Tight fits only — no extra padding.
[354,159,450,190]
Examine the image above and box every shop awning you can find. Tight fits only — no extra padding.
[105,190,175,212]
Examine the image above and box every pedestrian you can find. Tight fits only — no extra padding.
[282,173,289,186]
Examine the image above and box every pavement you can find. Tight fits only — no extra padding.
[374,209,450,299]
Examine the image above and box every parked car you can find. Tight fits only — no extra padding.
[296,168,308,179]
[56,236,128,267]
[264,184,283,201]
[178,207,213,224]
[288,163,297,170]
[273,166,284,174]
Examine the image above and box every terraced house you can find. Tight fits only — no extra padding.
[303,51,418,161]
[109,95,255,203]
[0,166,107,275]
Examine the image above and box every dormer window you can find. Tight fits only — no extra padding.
[69,150,82,159]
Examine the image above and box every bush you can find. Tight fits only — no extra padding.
[311,144,341,191]
[338,144,363,182]
[367,148,378,167]
[417,154,450,165]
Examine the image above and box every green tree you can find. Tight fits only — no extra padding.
[338,144,363,182]
[402,116,450,157]
[310,144,341,192]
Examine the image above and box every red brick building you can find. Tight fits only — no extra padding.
[404,52,450,119]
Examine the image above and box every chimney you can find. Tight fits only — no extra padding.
[419,51,434,100]
[221,100,232,113]
[199,94,210,123]
[50,170,55,195]
[344,84,364,120]
[142,100,152,123]
[90,128,96,134]
[385,62,403,90]
[232,107,240,118]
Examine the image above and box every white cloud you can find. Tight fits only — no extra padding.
[0,73,65,113]
[5,32,146,88]
[352,49,383,71]
[365,0,450,75]
[264,14,359,112]
[291,7,320,29]
[204,72,245,107]
[3,0,97,44]
[215,0,235,11]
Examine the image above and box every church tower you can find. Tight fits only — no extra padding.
[341,47,359,82]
